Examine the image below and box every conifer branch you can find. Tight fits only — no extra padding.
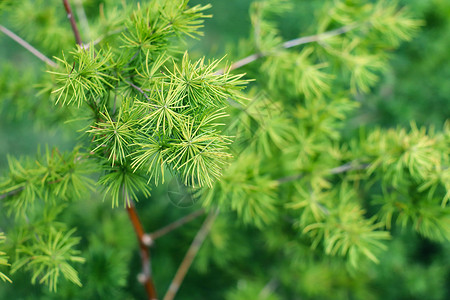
[150,209,205,240]
[0,25,57,67]
[0,176,67,200]
[163,208,219,300]
[125,80,151,101]
[62,0,83,46]
[216,24,357,74]
[125,199,157,300]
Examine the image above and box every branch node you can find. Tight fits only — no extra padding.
[142,234,154,247]
[137,273,147,284]
[62,0,83,46]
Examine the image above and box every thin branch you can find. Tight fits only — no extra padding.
[150,209,205,240]
[329,162,369,174]
[219,53,262,75]
[125,80,151,101]
[276,173,304,184]
[62,0,83,46]
[0,25,57,68]
[216,24,357,75]
[0,187,25,200]
[282,23,357,48]
[277,162,369,184]
[126,197,158,300]
[163,208,219,300]
[125,49,141,66]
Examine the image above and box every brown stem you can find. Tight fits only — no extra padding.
[163,208,219,300]
[126,198,158,300]
[0,25,57,67]
[216,24,357,75]
[62,0,83,46]
[150,209,205,240]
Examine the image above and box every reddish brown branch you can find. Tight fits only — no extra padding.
[126,200,158,300]
[150,209,205,240]
[163,208,219,300]
[62,0,83,46]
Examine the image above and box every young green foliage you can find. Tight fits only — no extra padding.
[0,147,93,290]
[49,46,116,107]
[11,228,85,292]
[98,164,152,208]
[45,0,248,209]
[301,183,391,269]
[203,151,279,227]
[0,233,11,283]
[358,123,450,242]
[0,147,95,218]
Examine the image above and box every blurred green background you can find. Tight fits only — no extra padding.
[0,0,449,299]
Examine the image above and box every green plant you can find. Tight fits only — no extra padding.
[0,0,448,299]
